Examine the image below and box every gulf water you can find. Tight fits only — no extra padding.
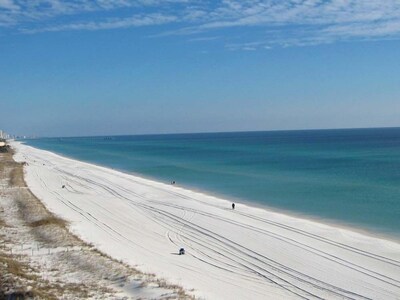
[24,128,400,239]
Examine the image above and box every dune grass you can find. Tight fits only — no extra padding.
[29,216,67,228]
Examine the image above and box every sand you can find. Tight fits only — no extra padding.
[1,145,189,299]
[12,141,400,299]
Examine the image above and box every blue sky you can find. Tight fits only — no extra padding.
[1,0,399,137]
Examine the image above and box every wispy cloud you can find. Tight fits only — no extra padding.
[188,36,220,42]
[0,0,19,11]
[21,13,177,33]
[2,0,400,48]
[0,0,186,27]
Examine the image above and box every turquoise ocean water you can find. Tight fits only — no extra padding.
[23,128,400,239]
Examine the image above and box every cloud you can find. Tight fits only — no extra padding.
[0,0,19,10]
[188,36,219,42]
[21,13,177,33]
[324,20,400,38]
[2,1,400,48]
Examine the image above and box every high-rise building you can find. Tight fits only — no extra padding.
[0,130,10,139]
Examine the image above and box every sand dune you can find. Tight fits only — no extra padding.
[13,142,400,299]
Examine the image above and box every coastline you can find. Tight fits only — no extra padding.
[12,141,400,299]
[0,143,190,299]
[19,141,400,244]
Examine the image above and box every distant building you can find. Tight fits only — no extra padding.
[0,129,11,140]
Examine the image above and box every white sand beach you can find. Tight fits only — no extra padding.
[12,142,400,299]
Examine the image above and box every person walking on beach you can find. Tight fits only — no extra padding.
[232,203,235,210]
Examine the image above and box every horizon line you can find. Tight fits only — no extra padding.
[18,125,400,140]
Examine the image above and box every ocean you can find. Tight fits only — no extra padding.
[23,128,400,239]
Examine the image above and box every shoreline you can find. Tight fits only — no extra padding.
[0,144,190,299]
[12,141,400,299]
[18,141,400,244]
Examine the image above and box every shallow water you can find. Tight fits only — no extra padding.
[24,128,400,238]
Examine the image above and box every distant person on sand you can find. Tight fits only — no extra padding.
[232,203,235,210]
[171,181,176,185]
